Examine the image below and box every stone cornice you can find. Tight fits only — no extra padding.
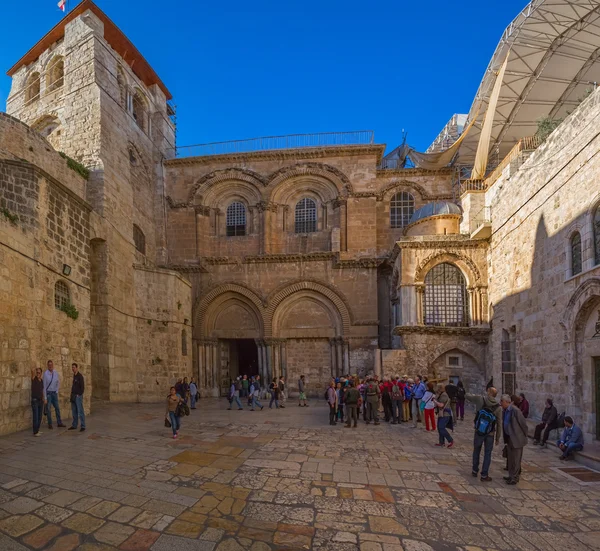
[164,264,209,273]
[389,237,488,264]
[164,144,386,167]
[393,325,491,340]
[376,167,453,178]
[353,320,379,326]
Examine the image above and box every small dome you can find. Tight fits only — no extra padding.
[409,201,462,225]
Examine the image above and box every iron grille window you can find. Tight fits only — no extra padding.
[133,224,146,255]
[390,192,415,228]
[54,280,70,310]
[595,206,600,265]
[423,263,469,327]
[501,329,516,373]
[226,202,246,236]
[571,231,582,276]
[502,372,516,397]
[295,198,317,234]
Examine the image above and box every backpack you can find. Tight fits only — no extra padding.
[457,386,466,400]
[404,385,413,400]
[366,382,377,396]
[391,383,402,400]
[235,380,241,391]
[324,388,329,400]
[557,411,566,429]
[474,407,496,436]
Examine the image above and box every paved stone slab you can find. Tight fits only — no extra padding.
[150,534,216,550]
[0,533,29,551]
[0,496,43,514]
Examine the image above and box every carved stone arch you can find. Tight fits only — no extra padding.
[560,278,600,340]
[377,180,430,202]
[195,283,266,337]
[264,280,352,336]
[267,163,353,196]
[187,169,267,205]
[414,251,481,286]
[428,343,483,368]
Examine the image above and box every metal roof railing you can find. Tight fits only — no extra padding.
[170,130,375,158]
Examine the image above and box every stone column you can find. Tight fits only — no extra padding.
[467,287,476,326]
[273,342,280,379]
[416,285,425,325]
[330,339,337,378]
[255,339,263,380]
[280,340,287,379]
[339,200,348,252]
[480,287,488,323]
[336,338,343,378]
[198,342,205,389]
[343,339,350,375]
[266,341,272,381]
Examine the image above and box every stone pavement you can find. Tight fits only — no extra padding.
[0,399,599,551]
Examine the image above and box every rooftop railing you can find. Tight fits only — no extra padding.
[170,130,375,158]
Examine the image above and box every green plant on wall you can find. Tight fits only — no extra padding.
[60,302,79,320]
[147,319,152,325]
[536,116,563,142]
[177,301,182,310]
[1,206,19,225]
[59,152,90,180]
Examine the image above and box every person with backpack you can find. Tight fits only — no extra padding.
[365,377,380,425]
[227,380,244,410]
[533,398,558,447]
[445,380,458,421]
[421,382,437,431]
[411,376,426,428]
[466,386,502,482]
[269,378,279,409]
[249,382,264,411]
[456,380,466,421]
[380,377,393,423]
[390,376,404,424]
[344,380,360,428]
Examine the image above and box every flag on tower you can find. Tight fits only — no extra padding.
[58,0,66,12]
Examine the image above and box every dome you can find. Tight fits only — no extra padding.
[408,201,462,225]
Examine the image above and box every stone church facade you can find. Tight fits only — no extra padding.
[2,0,600,443]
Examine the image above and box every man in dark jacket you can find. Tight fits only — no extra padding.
[533,398,558,447]
[365,378,380,425]
[445,381,458,421]
[69,363,85,432]
[557,416,584,460]
[344,381,360,428]
[466,387,503,482]
[501,394,528,485]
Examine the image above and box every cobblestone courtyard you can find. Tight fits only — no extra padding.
[0,400,599,551]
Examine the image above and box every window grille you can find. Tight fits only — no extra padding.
[502,372,516,397]
[390,192,415,228]
[133,224,146,255]
[226,202,246,236]
[54,280,70,310]
[423,263,469,327]
[295,198,317,233]
[594,206,600,265]
[571,231,582,276]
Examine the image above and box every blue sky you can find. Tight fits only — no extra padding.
[0,0,527,153]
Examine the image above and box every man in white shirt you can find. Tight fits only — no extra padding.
[43,360,65,429]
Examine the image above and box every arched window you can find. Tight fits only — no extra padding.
[132,90,148,132]
[423,263,469,327]
[594,205,600,265]
[54,280,70,310]
[117,66,127,109]
[182,330,188,356]
[295,198,317,234]
[46,56,64,92]
[133,224,146,255]
[226,202,246,236]
[25,72,40,104]
[390,192,415,228]
[571,231,582,276]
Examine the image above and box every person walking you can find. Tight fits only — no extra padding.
[557,416,584,460]
[518,393,530,418]
[467,386,502,482]
[412,376,426,427]
[227,380,243,410]
[278,376,286,408]
[445,380,458,421]
[189,378,198,409]
[344,380,360,428]
[249,382,264,411]
[365,377,380,425]
[501,394,528,485]
[434,384,454,448]
[422,382,436,431]
[327,380,337,425]
[456,380,466,421]
[43,360,65,429]
[533,398,558,447]
[30,367,45,437]
[241,375,249,398]
[390,376,404,424]
[166,386,184,439]
[269,378,279,409]
[298,375,308,407]
[68,363,85,432]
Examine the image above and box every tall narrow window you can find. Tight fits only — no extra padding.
[226,202,246,236]
[571,231,582,276]
[182,330,188,356]
[117,66,127,109]
[46,56,64,92]
[390,192,415,228]
[54,280,70,310]
[594,205,600,265]
[132,90,148,133]
[423,263,468,327]
[501,328,517,395]
[25,72,40,103]
[133,224,146,255]
[295,198,317,234]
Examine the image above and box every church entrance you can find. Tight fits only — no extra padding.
[223,339,259,383]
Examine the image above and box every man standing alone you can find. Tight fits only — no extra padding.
[501,394,528,485]
[43,360,65,429]
[298,375,308,407]
[412,376,426,427]
[31,367,45,437]
[69,363,85,432]
[467,386,502,482]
